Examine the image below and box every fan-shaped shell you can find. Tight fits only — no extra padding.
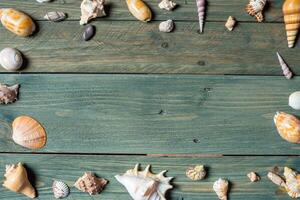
[283,0,300,48]
[0,48,23,71]
[126,0,152,22]
[284,167,300,198]
[53,180,70,199]
[12,116,47,149]
[274,112,300,143]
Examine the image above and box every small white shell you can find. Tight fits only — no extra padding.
[36,0,52,2]
[0,48,23,71]
[158,0,177,11]
[213,178,229,200]
[225,16,236,31]
[247,172,260,182]
[159,19,174,33]
[289,91,300,110]
[44,12,66,22]
[53,180,70,199]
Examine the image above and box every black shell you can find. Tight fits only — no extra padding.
[82,25,96,41]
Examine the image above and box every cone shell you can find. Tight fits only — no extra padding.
[53,180,70,199]
[213,178,229,200]
[274,112,300,143]
[3,163,36,198]
[196,0,206,33]
[126,0,152,22]
[0,8,36,37]
[186,165,206,181]
[276,52,293,79]
[74,172,108,195]
[283,0,300,48]
[12,116,47,149]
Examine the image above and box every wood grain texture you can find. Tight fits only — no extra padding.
[1,0,284,22]
[0,21,298,74]
[0,154,298,199]
[0,74,299,155]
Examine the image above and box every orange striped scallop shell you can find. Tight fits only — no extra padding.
[0,8,36,37]
[274,112,300,143]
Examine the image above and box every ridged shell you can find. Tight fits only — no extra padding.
[276,52,293,79]
[0,47,23,71]
[158,0,177,11]
[283,0,300,48]
[12,116,47,149]
[74,172,108,195]
[80,0,106,25]
[245,0,266,22]
[0,83,19,104]
[196,0,206,33]
[44,12,66,22]
[225,16,236,31]
[284,167,300,198]
[213,178,229,200]
[289,91,300,110]
[274,112,300,143]
[53,180,70,199]
[267,171,286,187]
[247,172,260,182]
[186,165,206,181]
[0,8,36,37]
[159,19,174,33]
[126,0,152,22]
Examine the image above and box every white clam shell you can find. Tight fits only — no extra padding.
[289,91,300,110]
[0,48,23,71]
[53,180,70,199]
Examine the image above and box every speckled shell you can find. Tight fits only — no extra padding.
[0,8,36,37]
[159,19,174,32]
[247,172,260,182]
[213,178,229,200]
[53,180,70,199]
[245,0,266,22]
[74,172,108,195]
[0,83,19,104]
[276,52,293,79]
[283,0,300,48]
[126,0,152,22]
[274,112,300,143]
[44,12,66,22]
[158,0,177,11]
[80,0,106,25]
[0,48,23,71]
[225,16,236,31]
[186,165,206,181]
[289,91,300,110]
[12,116,47,149]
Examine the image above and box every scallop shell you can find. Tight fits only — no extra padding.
[74,172,108,195]
[3,163,36,198]
[245,0,266,22]
[267,171,286,187]
[196,0,206,33]
[289,91,300,110]
[0,83,19,104]
[0,8,36,37]
[283,0,300,48]
[213,178,229,200]
[276,52,293,79]
[186,165,206,181]
[53,180,70,199]
[12,116,47,149]
[115,164,173,200]
[126,0,152,22]
[44,12,66,22]
[0,47,23,71]
[284,167,300,198]
[159,19,174,33]
[80,0,106,25]
[274,112,300,143]
[247,172,260,182]
[225,16,236,31]
[158,0,177,11]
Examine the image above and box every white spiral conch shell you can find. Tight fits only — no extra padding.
[276,52,293,79]
[196,0,206,33]
[245,0,266,22]
[213,178,229,200]
[53,180,70,199]
[0,83,19,104]
[159,19,174,32]
[0,48,23,71]
[225,16,236,31]
[115,164,173,200]
[80,0,106,25]
[289,91,300,110]
[158,0,177,11]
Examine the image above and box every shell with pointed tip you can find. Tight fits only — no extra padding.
[3,163,36,198]
[283,0,300,48]
[274,112,300,143]
[267,171,286,187]
[74,172,108,195]
[126,0,152,22]
[0,47,23,71]
[196,0,206,33]
[213,178,229,200]
[245,0,266,22]
[115,164,173,200]
[276,52,293,79]
[247,172,260,182]
[159,19,174,33]
[44,12,66,22]
[0,8,35,37]
[289,91,300,110]
[186,165,206,181]
[225,16,236,31]
[158,0,177,11]
[284,167,300,198]
[0,83,19,104]
[80,0,106,25]
[53,180,70,199]
[12,116,47,149]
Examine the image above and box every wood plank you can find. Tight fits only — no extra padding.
[0,154,298,199]
[0,21,298,74]
[0,74,299,155]
[1,0,284,22]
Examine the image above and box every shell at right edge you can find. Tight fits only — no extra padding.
[126,0,152,22]
[274,112,300,143]
[283,0,300,48]
[12,116,47,149]
[289,91,300,110]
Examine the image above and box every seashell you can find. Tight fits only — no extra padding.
[3,163,36,198]
[283,0,300,48]
[0,47,23,71]
[53,180,70,199]
[82,25,96,41]
[247,172,260,182]
[44,12,66,22]
[276,52,293,79]
[186,165,206,181]
[74,172,108,195]
[80,0,106,25]
[213,178,229,200]
[126,0,152,22]
[284,167,300,198]
[245,0,266,22]
[225,16,236,31]
[289,91,300,110]
[0,83,19,104]
[12,115,47,149]
[196,0,206,33]
[115,164,173,200]
[36,0,52,2]
[274,112,300,144]
[159,19,174,33]
[267,171,286,187]
[0,8,36,37]
[158,0,177,11]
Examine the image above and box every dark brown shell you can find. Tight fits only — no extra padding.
[0,84,19,104]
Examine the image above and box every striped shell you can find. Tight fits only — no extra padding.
[44,12,66,22]
[274,112,300,143]
[53,180,70,199]
[276,52,293,79]
[283,0,300,48]
[196,0,206,33]
[0,8,36,37]
[12,116,47,149]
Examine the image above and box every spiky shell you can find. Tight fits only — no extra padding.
[245,0,266,22]
[186,165,206,181]
[74,172,108,195]
[115,164,173,200]
[196,0,206,33]
[158,0,177,11]
[0,8,35,37]
[284,167,300,198]
[53,180,70,199]
[276,52,293,79]
[44,12,66,22]
[213,178,229,200]
[126,0,152,22]
[274,112,300,143]
[12,116,47,149]
[247,172,260,182]
[283,0,300,48]
[0,83,19,104]
[80,0,106,25]
[289,91,300,110]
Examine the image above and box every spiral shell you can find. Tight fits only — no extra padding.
[0,47,23,71]
[213,178,229,200]
[0,83,19,104]
[276,52,293,79]
[158,0,177,11]
[159,19,174,33]
[247,172,260,182]
[196,0,206,33]
[44,12,66,22]
[74,172,108,195]
[53,180,70,199]
[289,91,300,110]
[283,0,300,48]
[126,0,152,22]
[245,0,266,22]
[80,0,106,25]
[186,165,206,181]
